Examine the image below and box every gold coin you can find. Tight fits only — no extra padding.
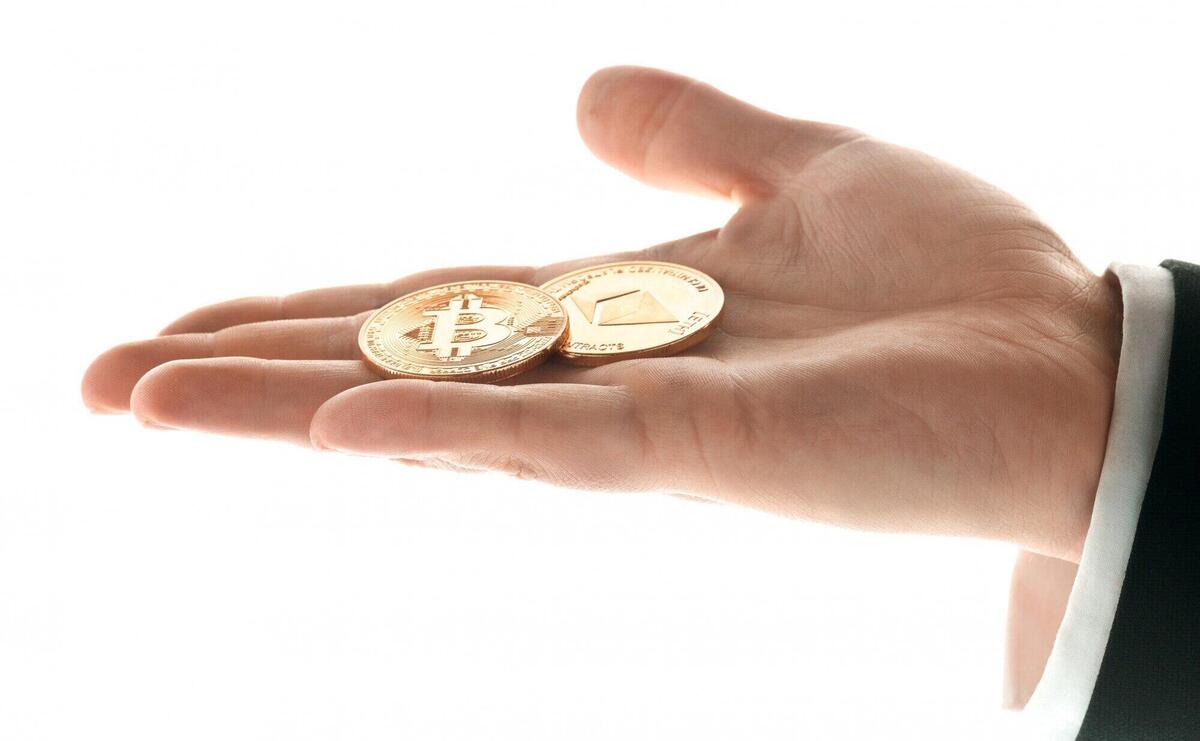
[539,261,724,365]
[359,281,568,382]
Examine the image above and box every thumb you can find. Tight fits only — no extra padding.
[310,380,656,490]
[576,66,859,202]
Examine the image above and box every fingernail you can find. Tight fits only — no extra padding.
[135,416,176,431]
[309,433,356,453]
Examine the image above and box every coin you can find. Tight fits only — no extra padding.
[359,281,568,382]
[539,261,724,365]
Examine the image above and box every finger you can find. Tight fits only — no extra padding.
[494,359,620,386]
[576,66,861,201]
[83,314,370,413]
[155,243,716,339]
[310,381,654,490]
[84,251,646,414]
[159,264,537,335]
[126,357,607,443]
[130,358,378,445]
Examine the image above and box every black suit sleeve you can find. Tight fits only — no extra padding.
[1077,260,1200,740]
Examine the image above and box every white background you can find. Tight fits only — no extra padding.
[2,1,1198,739]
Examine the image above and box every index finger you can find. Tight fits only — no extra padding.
[159,264,537,335]
[157,244,705,336]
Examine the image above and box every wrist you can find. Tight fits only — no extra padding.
[1058,271,1124,562]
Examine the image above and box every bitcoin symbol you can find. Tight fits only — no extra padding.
[419,293,513,359]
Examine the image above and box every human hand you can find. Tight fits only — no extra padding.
[82,66,1121,562]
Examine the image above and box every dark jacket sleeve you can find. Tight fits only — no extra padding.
[1077,260,1200,739]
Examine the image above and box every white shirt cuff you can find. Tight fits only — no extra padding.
[1019,263,1175,738]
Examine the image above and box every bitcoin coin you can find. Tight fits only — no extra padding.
[359,281,567,382]
[539,261,724,365]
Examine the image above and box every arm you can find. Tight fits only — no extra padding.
[1006,262,1195,739]
[1005,550,1077,710]
[86,67,1161,733]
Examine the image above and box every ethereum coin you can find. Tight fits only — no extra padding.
[539,261,724,365]
[359,281,567,382]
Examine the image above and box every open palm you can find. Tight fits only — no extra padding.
[83,66,1121,562]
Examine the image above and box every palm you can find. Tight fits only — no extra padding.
[584,135,1117,559]
[83,67,1119,561]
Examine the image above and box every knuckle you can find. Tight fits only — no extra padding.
[454,451,548,482]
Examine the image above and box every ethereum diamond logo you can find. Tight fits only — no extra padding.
[572,289,677,326]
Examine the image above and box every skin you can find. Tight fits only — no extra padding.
[82,66,1122,568]
[1005,551,1078,708]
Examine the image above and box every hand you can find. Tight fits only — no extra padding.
[82,66,1121,562]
